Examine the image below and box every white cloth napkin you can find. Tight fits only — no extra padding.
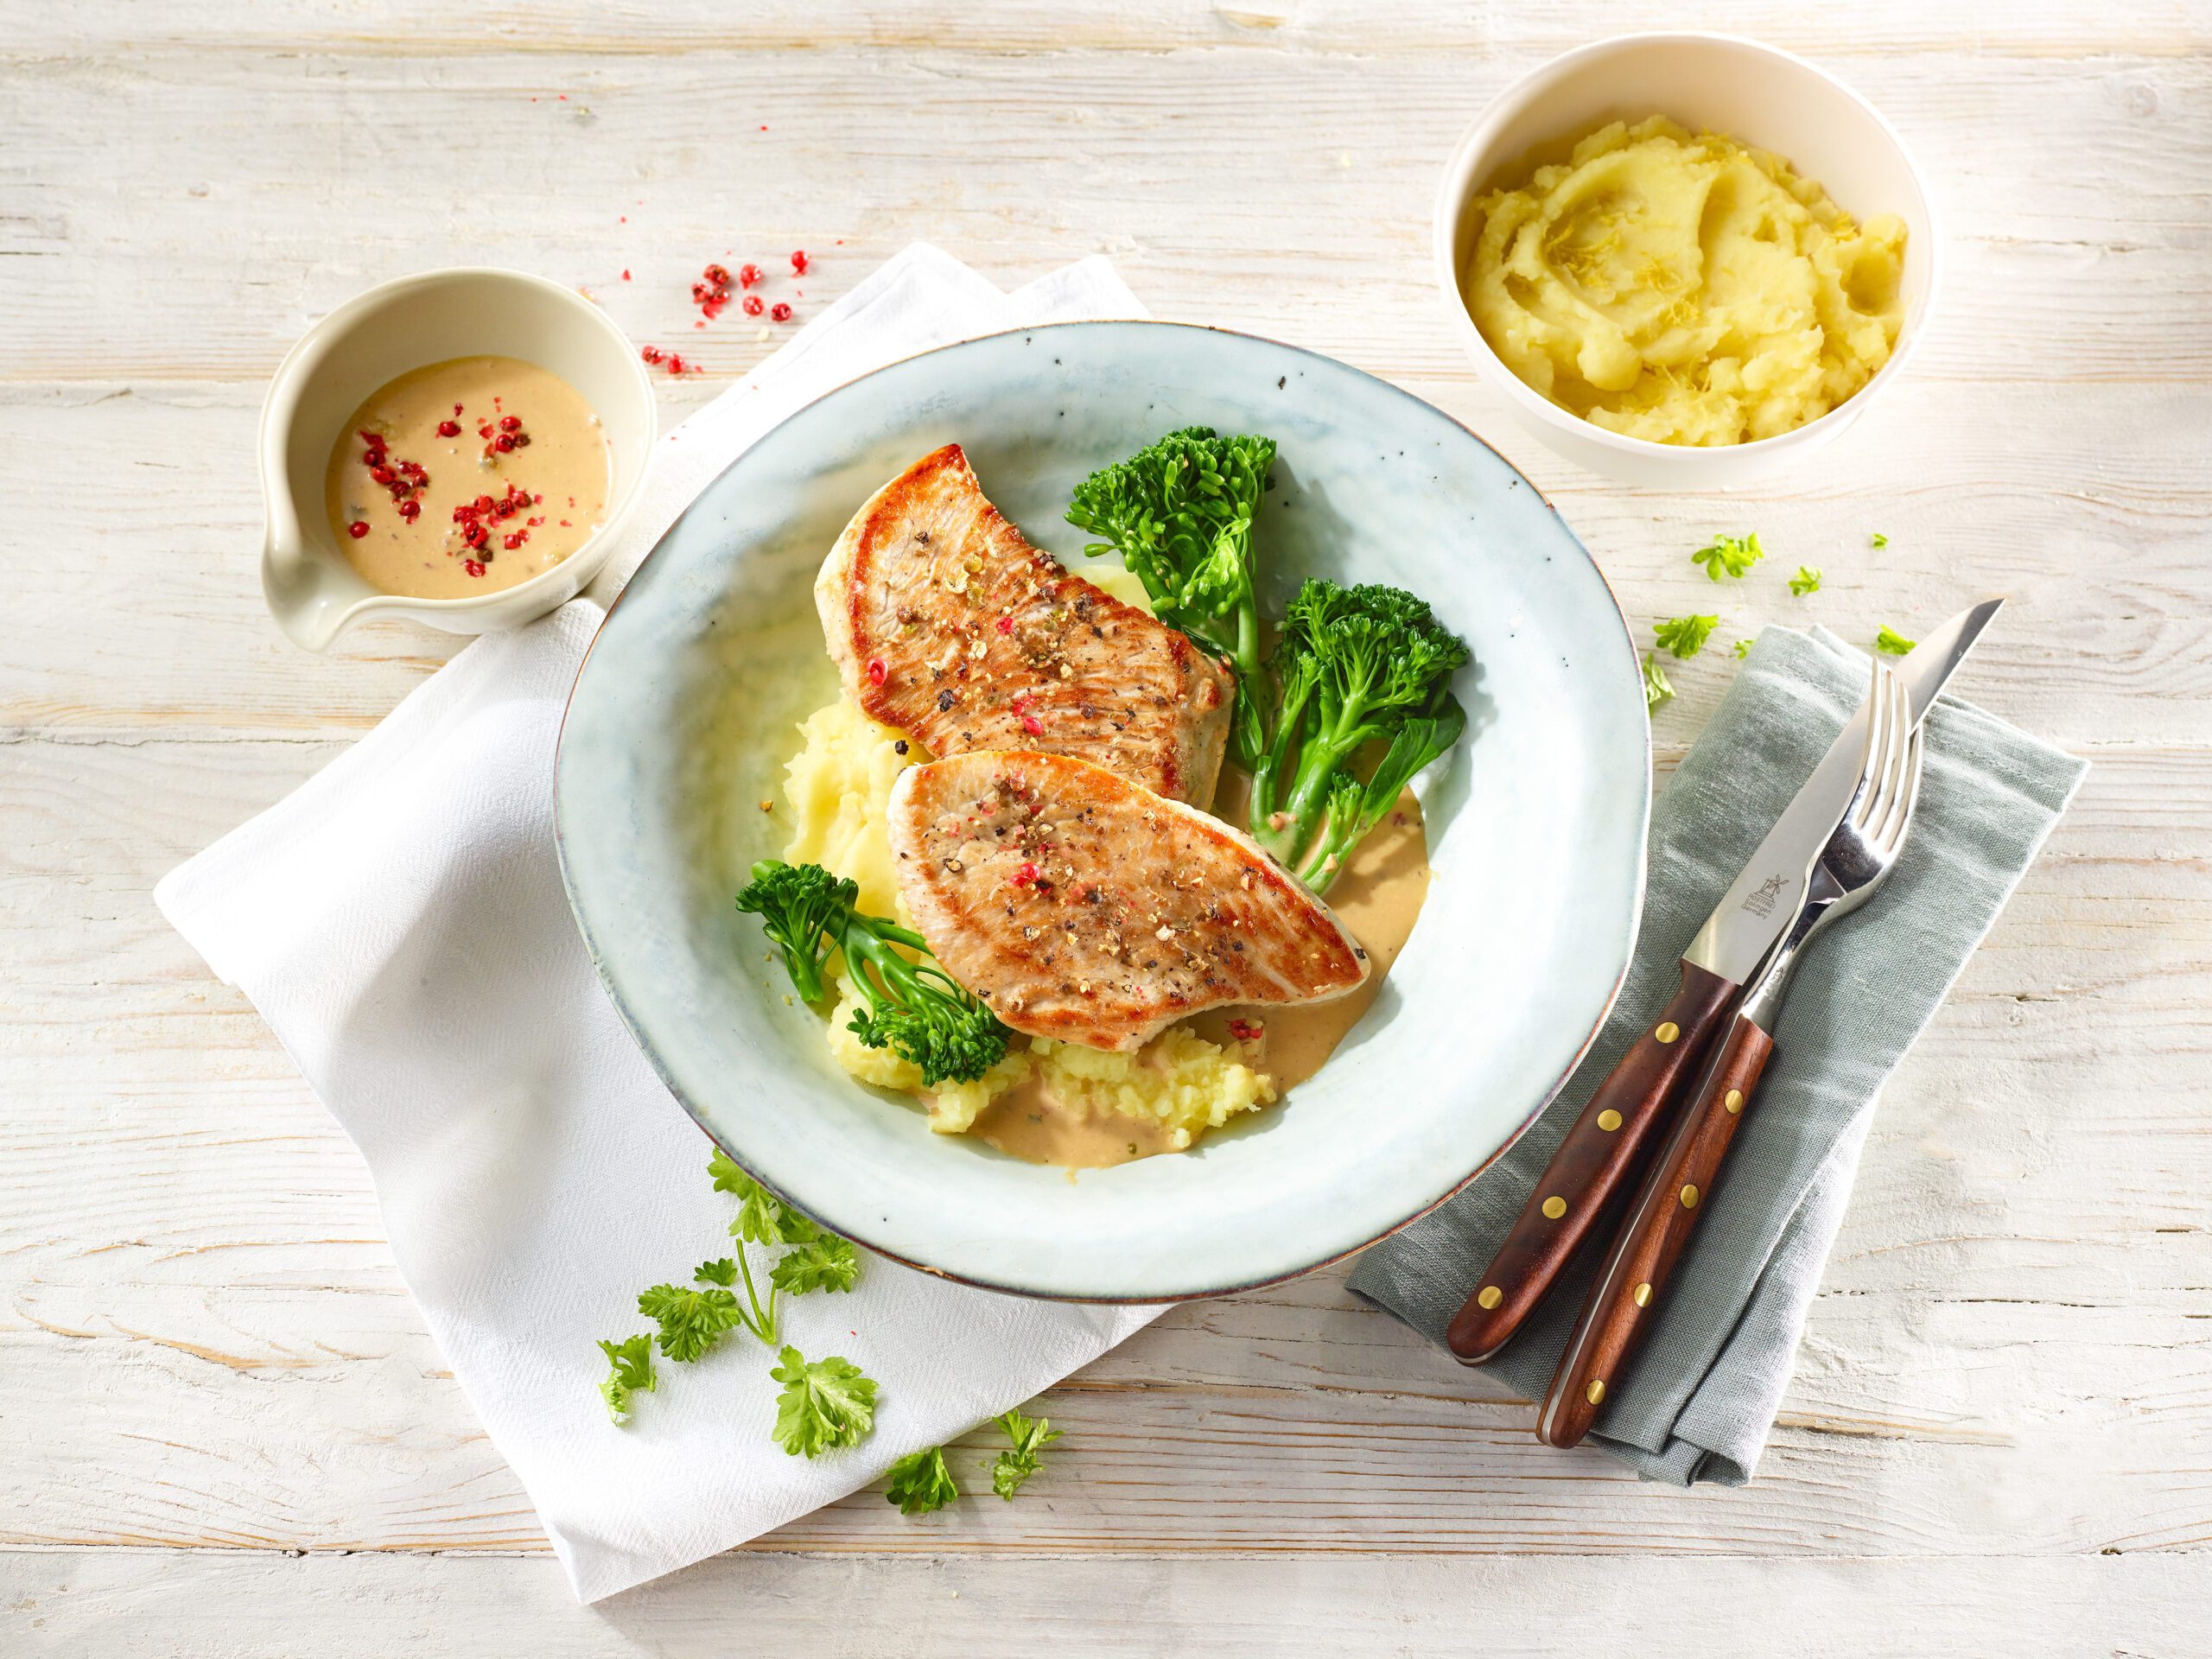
[156,245,1162,1604]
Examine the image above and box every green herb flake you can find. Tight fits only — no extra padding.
[1642,652,1675,712]
[1875,626,1916,656]
[1733,638,1754,660]
[1691,531,1764,582]
[1789,566,1822,597]
[1654,613,1719,659]
[1871,532,1889,549]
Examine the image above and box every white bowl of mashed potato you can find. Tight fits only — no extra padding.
[1435,32,1941,486]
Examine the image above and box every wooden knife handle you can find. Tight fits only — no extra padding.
[1536,1010,1776,1449]
[1446,960,1736,1364]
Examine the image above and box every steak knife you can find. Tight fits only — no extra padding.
[1445,599,2002,1364]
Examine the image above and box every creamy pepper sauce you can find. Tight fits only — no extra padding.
[963,767,1432,1168]
[969,1077,1179,1168]
[326,355,610,599]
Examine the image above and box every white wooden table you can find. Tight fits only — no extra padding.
[4,4,2209,1652]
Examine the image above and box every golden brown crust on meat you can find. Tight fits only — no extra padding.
[887,750,1368,1052]
[816,445,1233,804]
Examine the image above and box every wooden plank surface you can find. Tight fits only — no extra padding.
[2,1,2208,1650]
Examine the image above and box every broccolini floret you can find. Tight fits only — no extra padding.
[733,859,851,1006]
[735,860,1008,1084]
[1065,426,1276,767]
[1247,579,1470,887]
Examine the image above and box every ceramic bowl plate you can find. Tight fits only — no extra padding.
[556,321,1649,1301]
[1434,32,1942,487]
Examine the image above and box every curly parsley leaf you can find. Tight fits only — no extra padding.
[1654,613,1719,659]
[1642,652,1675,712]
[769,1346,879,1458]
[709,1151,810,1249]
[1789,565,1822,596]
[1733,638,1754,660]
[707,1147,751,1197]
[1691,531,1764,582]
[883,1446,958,1515]
[1871,531,1889,549]
[1875,626,1916,656]
[771,1231,861,1297]
[639,1262,750,1361]
[597,1334,657,1425]
[990,1406,1064,1501]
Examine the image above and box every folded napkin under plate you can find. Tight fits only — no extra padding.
[157,246,1166,1604]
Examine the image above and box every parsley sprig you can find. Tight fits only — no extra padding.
[1789,566,1822,597]
[990,1407,1064,1500]
[1642,652,1675,712]
[602,1153,867,1427]
[1875,626,1916,656]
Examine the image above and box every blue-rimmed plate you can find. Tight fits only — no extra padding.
[556,321,1647,1301]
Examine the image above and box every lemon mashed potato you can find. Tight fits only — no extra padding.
[779,569,1274,1152]
[1465,116,1906,447]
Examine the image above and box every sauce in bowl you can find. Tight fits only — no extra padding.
[325,354,611,599]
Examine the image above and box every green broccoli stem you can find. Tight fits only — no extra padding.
[1247,666,1312,839]
[1266,724,1378,862]
[1225,602,1267,770]
[840,918,944,1015]
[781,944,828,1007]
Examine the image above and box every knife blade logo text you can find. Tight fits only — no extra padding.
[1740,874,1788,918]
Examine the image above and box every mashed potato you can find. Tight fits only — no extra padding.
[1465,116,1906,446]
[779,565,1272,1156]
[1031,1032,1275,1150]
[781,697,921,925]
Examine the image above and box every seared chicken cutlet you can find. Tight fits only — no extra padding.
[817,444,1234,804]
[887,750,1370,1052]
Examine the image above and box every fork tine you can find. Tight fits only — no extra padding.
[1871,660,1910,833]
[1853,661,1901,830]
[1877,725,1925,854]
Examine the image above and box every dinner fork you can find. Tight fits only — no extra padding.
[1536,658,1927,1449]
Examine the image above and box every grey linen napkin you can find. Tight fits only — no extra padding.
[1347,623,2087,1484]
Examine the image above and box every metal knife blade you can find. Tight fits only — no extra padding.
[1681,598,2002,986]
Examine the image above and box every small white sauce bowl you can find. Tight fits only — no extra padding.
[258,267,657,650]
[1434,32,1942,488]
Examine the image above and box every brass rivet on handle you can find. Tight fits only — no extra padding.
[1586,1379,1606,1405]
[1597,1109,1623,1132]
[1654,1021,1681,1044]
[1725,1089,1744,1115]
[1633,1283,1651,1307]
[1541,1195,1567,1220]
[1477,1285,1502,1310]
[1681,1184,1700,1209]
